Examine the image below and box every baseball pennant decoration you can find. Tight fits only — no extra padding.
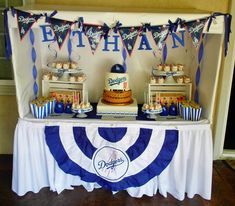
[16,9,40,40]
[185,19,207,49]
[151,26,169,50]
[119,27,140,56]
[50,18,73,49]
[84,25,105,54]
[5,7,232,58]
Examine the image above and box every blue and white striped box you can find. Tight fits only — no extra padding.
[181,105,191,120]
[190,107,202,121]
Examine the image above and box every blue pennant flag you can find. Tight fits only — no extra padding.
[151,26,169,50]
[50,18,73,49]
[185,19,207,49]
[16,9,40,40]
[119,27,140,56]
[84,25,104,53]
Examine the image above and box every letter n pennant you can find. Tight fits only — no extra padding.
[151,26,169,50]
[119,27,140,56]
[84,24,104,54]
[50,18,73,49]
[16,9,40,40]
[185,19,207,49]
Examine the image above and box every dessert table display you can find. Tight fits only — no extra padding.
[13,117,212,200]
[4,5,231,201]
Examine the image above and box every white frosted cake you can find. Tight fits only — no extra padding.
[97,64,138,116]
[104,72,130,91]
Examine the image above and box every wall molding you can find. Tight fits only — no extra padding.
[0,80,16,95]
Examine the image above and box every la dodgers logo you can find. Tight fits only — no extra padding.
[93,146,129,182]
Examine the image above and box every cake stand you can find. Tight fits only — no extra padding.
[152,68,184,84]
[142,108,163,119]
[72,105,93,118]
[45,65,82,81]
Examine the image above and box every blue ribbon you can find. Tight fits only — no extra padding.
[77,17,85,32]
[10,7,16,17]
[113,21,122,33]
[207,12,232,56]
[3,8,12,60]
[103,23,110,39]
[142,23,151,33]
[45,10,57,23]
[178,19,186,28]
[224,13,232,56]
[168,18,181,33]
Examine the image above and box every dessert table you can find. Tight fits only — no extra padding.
[12,108,213,201]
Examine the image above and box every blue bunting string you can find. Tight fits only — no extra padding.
[103,23,110,39]
[163,44,167,64]
[224,14,232,56]
[194,39,204,103]
[67,30,72,61]
[122,46,127,72]
[113,21,122,33]
[77,17,84,32]
[168,18,181,33]
[29,29,38,98]
[3,8,12,60]
[44,10,57,23]
[142,23,151,33]
[207,12,232,56]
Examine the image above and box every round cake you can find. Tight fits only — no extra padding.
[103,90,132,104]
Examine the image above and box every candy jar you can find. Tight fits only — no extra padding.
[169,102,177,116]
[55,101,64,113]
[160,102,168,116]
[65,102,73,114]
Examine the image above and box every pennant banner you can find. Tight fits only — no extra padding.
[185,19,207,49]
[5,8,232,58]
[151,26,169,50]
[16,9,40,40]
[50,18,73,49]
[119,27,140,56]
[84,25,104,53]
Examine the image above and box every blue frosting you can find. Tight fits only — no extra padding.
[110,64,125,73]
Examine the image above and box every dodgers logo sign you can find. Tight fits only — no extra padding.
[93,146,129,182]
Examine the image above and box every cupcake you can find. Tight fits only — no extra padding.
[56,62,63,69]
[77,76,85,82]
[51,62,56,68]
[177,77,183,84]
[164,64,170,72]
[150,76,156,84]
[143,104,149,110]
[154,103,162,111]
[157,64,163,71]
[69,76,76,82]
[158,77,164,84]
[171,65,178,72]
[85,102,91,108]
[43,73,50,80]
[71,62,78,69]
[52,75,59,81]
[63,62,70,69]
[177,64,184,71]
[184,76,191,83]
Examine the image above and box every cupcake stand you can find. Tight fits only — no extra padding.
[7,6,228,200]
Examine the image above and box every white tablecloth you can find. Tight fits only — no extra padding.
[12,118,213,200]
